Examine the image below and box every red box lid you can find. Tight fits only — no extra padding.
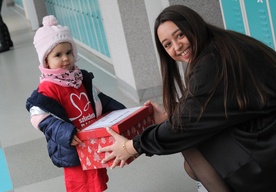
[76,105,153,140]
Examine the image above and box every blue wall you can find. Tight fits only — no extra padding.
[13,0,23,8]
[220,0,275,50]
[45,0,110,58]
[0,149,13,191]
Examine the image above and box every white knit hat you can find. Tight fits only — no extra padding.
[33,15,78,66]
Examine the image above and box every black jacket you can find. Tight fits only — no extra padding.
[133,40,276,191]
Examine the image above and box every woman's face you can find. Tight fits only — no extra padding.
[157,21,191,63]
[45,42,74,70]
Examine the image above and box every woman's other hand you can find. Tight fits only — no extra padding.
[144,100,168,124]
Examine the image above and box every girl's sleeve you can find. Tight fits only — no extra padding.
[29,106,50,130]
[26,88,76,148]
[38,115,76,148]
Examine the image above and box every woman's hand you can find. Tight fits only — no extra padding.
[98,127,138,169]
[144,100,168,124]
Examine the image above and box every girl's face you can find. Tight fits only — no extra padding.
[157,21,191,63]
[45,42,74,70]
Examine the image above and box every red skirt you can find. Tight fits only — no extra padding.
[64,166,108,192]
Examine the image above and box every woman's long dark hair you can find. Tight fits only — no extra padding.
[154,5,276,126]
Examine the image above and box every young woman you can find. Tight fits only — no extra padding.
[99,5,276,192]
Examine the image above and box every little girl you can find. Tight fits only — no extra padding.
[26,15,125,192]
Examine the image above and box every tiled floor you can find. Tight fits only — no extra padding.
[0,4,198,192]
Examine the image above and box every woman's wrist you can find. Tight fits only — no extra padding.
[123,140,137,156]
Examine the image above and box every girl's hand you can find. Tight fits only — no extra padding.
[71,135,82,146]
[98,127,137,169]
[144,100,168,124]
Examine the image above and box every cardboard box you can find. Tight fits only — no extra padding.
[76,105,154,170]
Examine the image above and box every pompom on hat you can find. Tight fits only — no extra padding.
[33,15,78,66]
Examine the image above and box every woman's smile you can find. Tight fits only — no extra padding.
[157,21,191,63]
